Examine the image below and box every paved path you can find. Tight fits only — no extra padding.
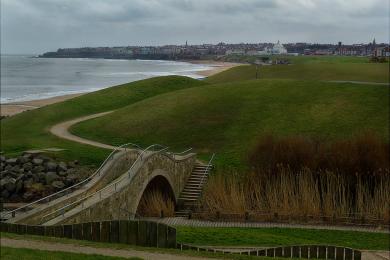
[1,238,215,260]
[50,111,115,150]
[145,217,389,234]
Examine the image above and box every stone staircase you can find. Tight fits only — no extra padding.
[175,164,213,217]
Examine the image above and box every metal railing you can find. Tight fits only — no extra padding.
[41,145,193,223]
[2,142,142,220]
[198,153,215,188]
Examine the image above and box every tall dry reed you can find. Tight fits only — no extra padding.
[137,189,175,217]
[200,132,389,224]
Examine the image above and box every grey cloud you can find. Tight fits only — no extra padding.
[1,0,388,54]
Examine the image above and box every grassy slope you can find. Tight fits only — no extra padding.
[0,232,300,260]
[1,247,141,260]
[1,76,206,165]
[71,79,389,167]
[206,63,389,84]
[177,226,389,250]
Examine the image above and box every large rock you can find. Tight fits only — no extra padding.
[1,189,9,199]
[4,165,12,171]
[45,161,57,171]
[37,172,46,183]
[15,179,24,193]
[22,162,33,171]
[58,162,67,172]
[45,172,59,184]
[22,153,32,160]
[3,177,16,192]
[32,165,45,173]
[0,155,6,162]
[11,165,20,173]
[6,158,18,165]
[32,158,44,165]
[18,156,28,164]
[58,171,67,177]
[22,191,34,201]
[51,180,65,189]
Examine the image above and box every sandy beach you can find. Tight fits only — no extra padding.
[1,94,83,117]
[1,60,242,117]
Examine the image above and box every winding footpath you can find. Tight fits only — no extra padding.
[50,111,115,149]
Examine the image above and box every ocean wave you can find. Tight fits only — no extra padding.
[0,87,104,104]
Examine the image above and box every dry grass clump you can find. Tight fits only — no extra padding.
[137,189,175,217]
[200,132,389,224]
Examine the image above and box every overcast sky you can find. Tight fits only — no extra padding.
[1,0,389,54]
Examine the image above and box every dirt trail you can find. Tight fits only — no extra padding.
[1,238,215,260]
[50,111,115,149]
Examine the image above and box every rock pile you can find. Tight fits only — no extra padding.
[0,152,84,202]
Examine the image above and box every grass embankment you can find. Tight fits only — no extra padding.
[71,79,389,167]
[1,247,141,260]
[206,63,389,84]
[177,226,389,250]
[0,232,302,260]
[1,76,206,165]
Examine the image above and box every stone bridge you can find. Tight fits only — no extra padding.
[4,145,211,226]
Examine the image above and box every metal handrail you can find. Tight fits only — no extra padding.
[3,142,141,219]
[41,144,189,223]
[198,153,215,188]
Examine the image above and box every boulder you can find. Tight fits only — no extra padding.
[58,162,67,172]
[51,180,65,189]
[6,158,18,165]
[22,153,32,160]
[37,172,46,182]
[58,171,67,177]
[15,179,24,193]
[32,158,44,165]
[18,156,28,164]
[3,177,16,192]
[23,178,34,189]
[22,191,34,201]
[4,165,13,171]
[11,165,20,173]
[32,165,45,173]
[45,172,59,184]
[22,162,33,171]
[0,155,6,162]
[1,189,9,199]
[46,161,58,171]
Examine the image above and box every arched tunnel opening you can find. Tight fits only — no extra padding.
[136,175,176,217]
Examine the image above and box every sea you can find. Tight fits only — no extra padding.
[0,55,212,104]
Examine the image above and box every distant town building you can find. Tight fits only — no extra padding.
[260,41,288,55]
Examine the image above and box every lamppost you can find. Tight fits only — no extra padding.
[253,60,261,79]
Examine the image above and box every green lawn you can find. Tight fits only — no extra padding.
[206,63,389,84]
[71,79,389,167]
[1,247,141,260]
[0,232,302,260]
[177,226,389,250]
[1,76,206,165]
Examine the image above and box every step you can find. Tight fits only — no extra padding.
[179,195,200,200]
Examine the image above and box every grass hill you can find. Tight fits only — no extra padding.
[1,76,206,165]
[1,56,389,168]
[206,63,389,84]
[71,79,389,167]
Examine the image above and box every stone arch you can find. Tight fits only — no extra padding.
[135,170,176,217]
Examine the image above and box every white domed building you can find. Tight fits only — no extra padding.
[261,41,288,55]
[271,41,288,54]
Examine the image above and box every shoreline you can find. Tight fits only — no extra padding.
[1,60,242,117]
